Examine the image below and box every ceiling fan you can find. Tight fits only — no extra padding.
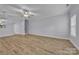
[8,4,39,19]
[7,4,39,35]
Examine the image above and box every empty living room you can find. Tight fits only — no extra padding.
[0,4,79,55]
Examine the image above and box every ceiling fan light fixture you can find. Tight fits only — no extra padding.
[24,14,29,18]
[24,10,33,15]
[23,9,34,18]
[28,12,32,15]
[24,11,28,15]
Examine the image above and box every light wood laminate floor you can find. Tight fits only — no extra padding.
[0,35,78,55]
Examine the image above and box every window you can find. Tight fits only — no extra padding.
[71,14,76,37]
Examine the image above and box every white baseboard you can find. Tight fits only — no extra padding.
[70,40,79,50]
[0,33,28,38]
[0,34,15,38]
[15,32,30,35]
[29,33,70,40]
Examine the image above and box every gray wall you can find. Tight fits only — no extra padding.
[70,13,79,49]
[69,4,79,49]
[74,14,79,48]
[0,4,70,38]
[0,16,15,37]
[0,16,25,37]
[0,24,14,37]
[29,13,70,38]
[14,20,25,34]
[76,14,79,48]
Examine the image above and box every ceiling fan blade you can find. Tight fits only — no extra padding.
[7,4,39,17]
[18,4,39,11]
[7,14,18,17]
[0,13,17,18]
[9,4,39,12]
[30,12,39,16]
[9,7,23,13]
[9,4,31,11]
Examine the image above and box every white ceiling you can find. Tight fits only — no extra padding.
[0,4,70,20]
